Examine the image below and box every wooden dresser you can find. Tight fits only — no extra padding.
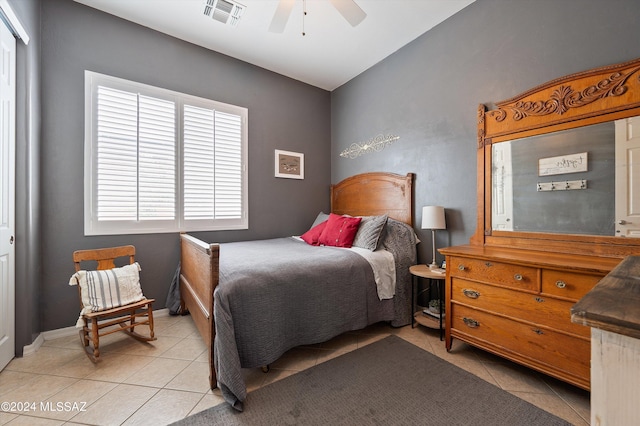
[438,58,640,391]
[440,245,620,390]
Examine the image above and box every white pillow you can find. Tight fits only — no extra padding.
[70,263,145,323]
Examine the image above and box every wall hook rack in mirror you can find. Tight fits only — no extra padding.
[537,179,587,192]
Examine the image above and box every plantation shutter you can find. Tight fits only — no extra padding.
[184,105,215,220]
[95,86,176,222]
[138,95,176,220]
[86,71,247,235]
[183,106,243,220]
[96,86,139,221]
[214,110,243,219]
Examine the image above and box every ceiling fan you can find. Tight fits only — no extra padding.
[268,0,367,33]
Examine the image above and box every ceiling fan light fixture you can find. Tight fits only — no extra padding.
[203,0,246,27]
[269,0,366,34]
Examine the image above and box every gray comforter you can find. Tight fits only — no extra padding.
[213,219,417,410]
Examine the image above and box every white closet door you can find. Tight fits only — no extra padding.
[615,116,640,238]
[0,16,16,371]
[492,142,513,231]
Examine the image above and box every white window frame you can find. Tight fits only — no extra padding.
[84,71,248,236]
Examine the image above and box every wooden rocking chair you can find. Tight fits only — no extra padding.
[72,245,156,362]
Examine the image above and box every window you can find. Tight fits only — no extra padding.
[84,71,248,235]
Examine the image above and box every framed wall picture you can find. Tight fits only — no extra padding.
[275,150,304,179]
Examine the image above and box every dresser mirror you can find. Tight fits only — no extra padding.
[475,57,640,256]
[491,120,615,236]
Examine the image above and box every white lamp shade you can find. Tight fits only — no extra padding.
[421,206,446,230]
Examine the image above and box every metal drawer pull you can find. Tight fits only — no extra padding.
[458,264,465,271]
[463,317,479,328]
[463,289,480,299]
[535,297,545,303]
[555,280,567,289]
[514,274,523,281]
[532,328,544,335]
[485,262,492,267]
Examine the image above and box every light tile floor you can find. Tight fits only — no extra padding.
[0,314,590,425]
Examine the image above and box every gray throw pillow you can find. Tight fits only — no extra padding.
[352,215,388,251]
[310,211,330,228]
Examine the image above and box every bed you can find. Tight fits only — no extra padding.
[179,172,417,410]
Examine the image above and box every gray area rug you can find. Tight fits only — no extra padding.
[172,335,571,425]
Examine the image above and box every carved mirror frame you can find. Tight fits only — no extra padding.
[474,57,640,257]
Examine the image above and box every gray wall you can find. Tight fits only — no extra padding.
[37,0,331,332]
[331,0,640,265]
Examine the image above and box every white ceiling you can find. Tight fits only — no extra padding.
[73,0,475,91]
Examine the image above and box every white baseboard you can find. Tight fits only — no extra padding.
[22,308,170,356]
[41,325,77,341]
[22,333,44,357]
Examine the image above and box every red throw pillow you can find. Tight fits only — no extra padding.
[300,220,327,245]
[318,213,362,248]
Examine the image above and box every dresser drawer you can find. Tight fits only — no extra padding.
[541,269,604,301]
[450,304,590,381]
[451,278,589,338]
[448,256,539,292]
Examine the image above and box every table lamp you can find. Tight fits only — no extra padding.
[421,206,446,269]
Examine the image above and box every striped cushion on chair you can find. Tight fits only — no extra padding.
[70,262,145,313]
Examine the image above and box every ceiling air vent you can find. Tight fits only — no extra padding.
[203,0,246,27]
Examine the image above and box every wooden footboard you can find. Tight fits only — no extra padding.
[179,233,219,390]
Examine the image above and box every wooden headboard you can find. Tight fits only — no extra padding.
[330,172,414,226]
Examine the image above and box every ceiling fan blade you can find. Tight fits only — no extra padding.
[269,0,296,33]
[329,0,367,27]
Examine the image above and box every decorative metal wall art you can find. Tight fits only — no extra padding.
[339,134,400,159]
